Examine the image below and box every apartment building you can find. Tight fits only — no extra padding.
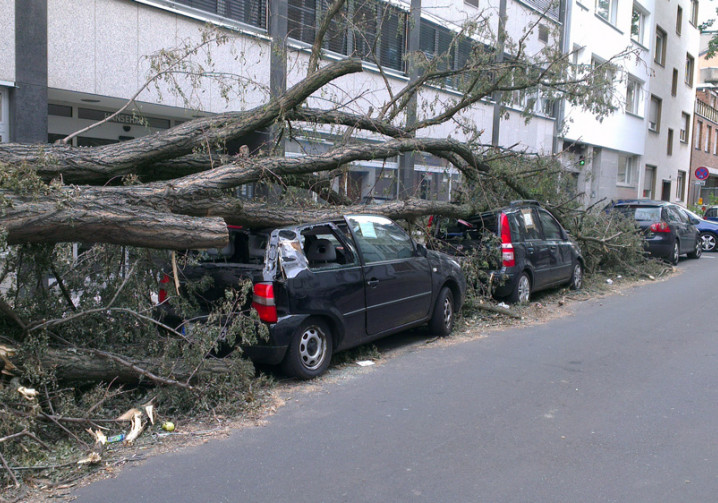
[0,0,563,203]
[561,0,699,204]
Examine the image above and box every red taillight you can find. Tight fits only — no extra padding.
[500,213,515,267]
[252,283,278,323]
[158,273,170,304]
[650,221,671,233]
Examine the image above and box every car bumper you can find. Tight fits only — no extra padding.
[644,236,674,260]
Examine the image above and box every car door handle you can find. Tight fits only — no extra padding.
[367,279,379,288]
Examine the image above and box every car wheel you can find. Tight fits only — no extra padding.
[569,262,583,290]
[281,318,333,379]
[429,287,454,336]
[508,272,531,304]
[668,240,680,266]
[688,237,703,259]
[700,232,717,252]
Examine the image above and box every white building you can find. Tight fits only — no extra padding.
[561,0,700,204]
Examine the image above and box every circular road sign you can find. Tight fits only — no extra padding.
[696,167,710,180]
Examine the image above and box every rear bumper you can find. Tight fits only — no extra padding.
[644,236,674,260]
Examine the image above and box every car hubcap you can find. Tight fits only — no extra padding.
[299,326,326,371]
[573,265,582,289]
[518,276,530,303]
[702,234,715,251]
[443,297,453,330]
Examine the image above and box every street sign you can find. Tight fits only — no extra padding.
[696,180,706,186]
[696,166,710,180]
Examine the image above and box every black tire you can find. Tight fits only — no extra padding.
[688,237,703,259]
[668,240,680,266]
[429,287,455,336]
[508,272,531,304]
[281,318,333,379]
[569,261,583,290]
[700,232,716,252]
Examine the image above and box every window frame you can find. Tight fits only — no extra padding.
[617,155,637,186]
[625,75,643,115]
[631,4,646,45]
[676,5,683,35]
[648,94,662,133]
[596,0,618,24]
[696,119,703,149]
[676,171,686,201]
[655,27,667,66]
[685,53,695,86]
[681,112,691,142]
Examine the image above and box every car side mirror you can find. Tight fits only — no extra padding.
[415,243,428,257]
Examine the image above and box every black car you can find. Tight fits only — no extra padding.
[430,201,584,304]
[158,215,466,379]
[610,200,702,265]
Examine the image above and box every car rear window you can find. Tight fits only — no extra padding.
[616,206,662,222]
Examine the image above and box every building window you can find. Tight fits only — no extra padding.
[287,0,407,72]
[690,0,699,26]
[465,0,479,6]
[648,95,662,132]
[696,119,703,149]
[667,128,674,155]
[596,0,618,24]
[643,165,656,198]
[617,155,637,186]
[676,170,686,201]
[676,6,683,35]
[625,76,643,115]
[681,112,690,142]
[707,126,712,152]
[686,53,695,86]
[419,18,474,88]
[672,68,678,96]
[655,27,667,66]
[538,24,550,43]
[172,0,267,28]
[714,131,717,154]
[631,5,646,44]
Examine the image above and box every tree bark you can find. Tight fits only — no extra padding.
[42,348,252,385]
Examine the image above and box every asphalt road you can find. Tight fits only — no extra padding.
[74,256,718,503]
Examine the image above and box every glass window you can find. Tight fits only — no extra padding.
[617,155,637,186]
[667,128,674,155]
[648,95,662,132]
[631,5,645,44]
[707,126,712,152]
[672,68,678,96]
[681,112,690,142]
[643,165,656,198]
[655,27,667,66]
[676,171,686,201]
[690,0,699,26]
[686,53,695,86]
[302,227,358,270]
[626,76,643,115]
[677,6,683,34]
[517,209,542,240]
[347,215,414,263]
[696,120,703,149]
[596,0,617,24]
[538,210,563,240]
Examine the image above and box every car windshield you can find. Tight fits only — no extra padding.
[616,206,661,221]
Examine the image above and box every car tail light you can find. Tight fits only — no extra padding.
[500,213,515,267]
[252,283,278,323]
[650,221,671,233]
[158,273,170,304]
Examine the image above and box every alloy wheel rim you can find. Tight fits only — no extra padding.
[702,234,716,251]
[573,264,583,289]
[299,327,326,371]
[443,297,453,330]
[518,276,530,303]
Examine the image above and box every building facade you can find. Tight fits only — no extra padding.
[560,0,700,205]
[0,0,701,205]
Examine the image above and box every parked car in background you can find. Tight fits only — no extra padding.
[609,200,702,264]
[157,215,466,379]
[430,201,584,304]
[681,208,718,252]
[702,205,718,223]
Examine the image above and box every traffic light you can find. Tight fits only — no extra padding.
[578,155,586,166]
